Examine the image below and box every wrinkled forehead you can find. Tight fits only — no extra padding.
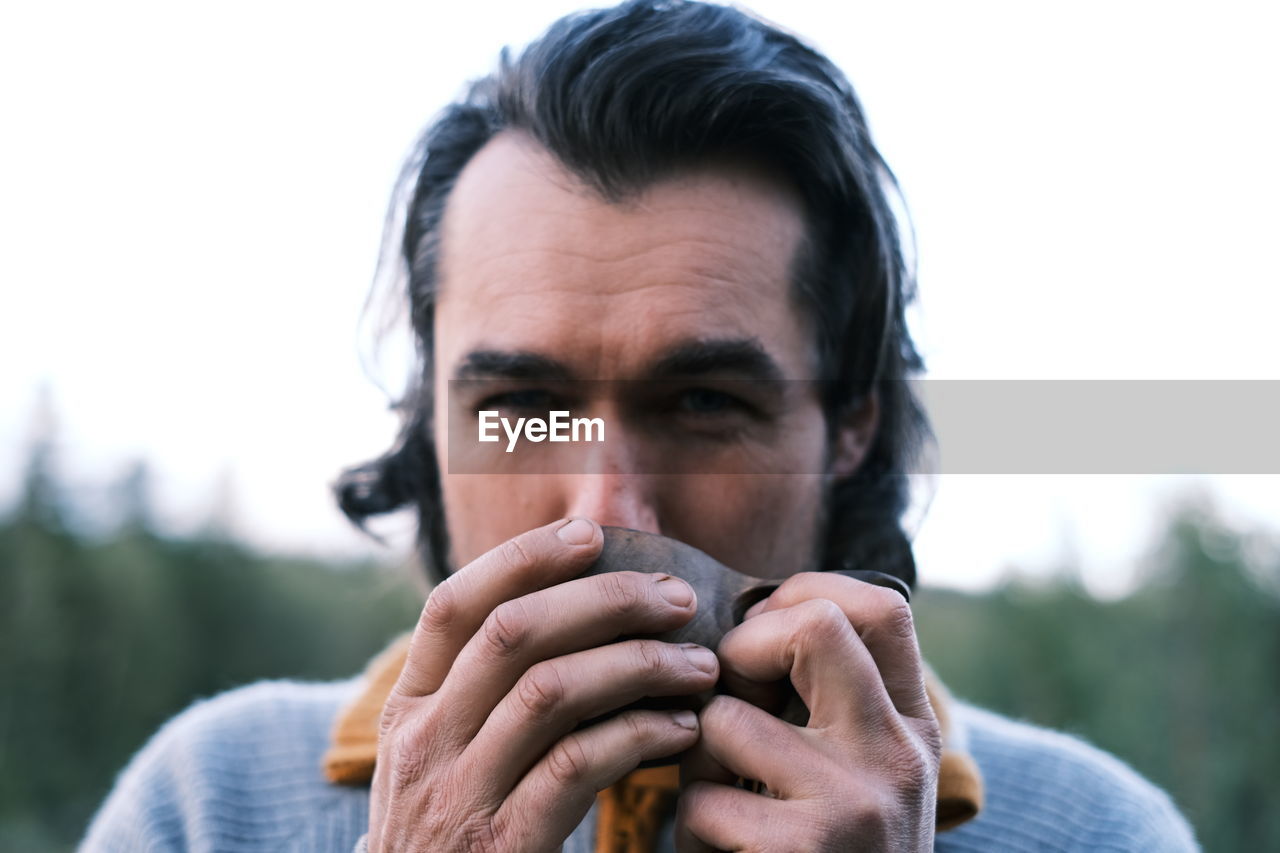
[433,131,818,382]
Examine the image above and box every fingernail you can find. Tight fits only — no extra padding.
[743,600,767,620]
[682,644,718,674]
[656,575,694,607]
[671,710,698,730]
[556,518,595,545]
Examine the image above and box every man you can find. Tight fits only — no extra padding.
[82,1,1197,850]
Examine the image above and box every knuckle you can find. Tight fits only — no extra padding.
[882,598,917,640]
[619,710,649,744]
[616,711,661,761]
[851,792,893,839]
[887,748,937,814]
[873,720,939,794]
[495,535,539,578]
[378,694,411,739]
[546,735,592,787]
[486,810,512,851]
[420,582,457,633]
[631,640,671,678]
[459,819,500,853]
[885,594,916,635]
[599,571,645,617]
[799,597,851,640]
[701,693,751,733]
[926,712,947,753]
[862,595,916,650]
[921,719,944,761]
[515,664,565,720]
[866,583,914,624]
[480,601,531,658]
[386,732,433,790]
[505,534,536,567]
[890,739,932,783]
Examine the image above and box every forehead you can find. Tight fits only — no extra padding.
[434,131,815,378]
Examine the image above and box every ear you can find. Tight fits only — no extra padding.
[829,391,879,480]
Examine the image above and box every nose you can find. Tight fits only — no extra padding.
[563,471,661,534]
[561,431,661,533]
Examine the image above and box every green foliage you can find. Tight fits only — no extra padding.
[2,429,1276,850]
[0,447,424,850]
[915,504,1280,852]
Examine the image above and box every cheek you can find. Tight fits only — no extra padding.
[663,412,831,578]
[437,474,547,569]
[432,395,531,568]
[752,477,828,577]
[659,474,827,579]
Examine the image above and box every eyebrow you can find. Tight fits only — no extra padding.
[451,337,784,382]
[453,350,573,381]
[643,338,784,381]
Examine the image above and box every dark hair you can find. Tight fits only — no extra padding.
[335,0,933,587]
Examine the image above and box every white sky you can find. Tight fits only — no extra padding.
[2,0,1277,594]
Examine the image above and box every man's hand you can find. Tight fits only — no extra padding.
[368,518,720,852]
[675,572,942,852]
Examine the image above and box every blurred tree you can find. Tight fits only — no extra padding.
[0,400,424,849]
[110,460,154,536]
[13,384,67,534]
[914,495,1280,851]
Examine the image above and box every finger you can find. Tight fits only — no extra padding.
[740,573,932,720]
[676,780,789,853]
[719,598,897,730]
[431,569,700,738]
[678,724,739,793]
[395,517,603,697]
[693,694,818,800]
[496,709,701,851]
[465,638,719,796]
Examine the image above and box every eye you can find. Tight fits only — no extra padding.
[677,388,744,416]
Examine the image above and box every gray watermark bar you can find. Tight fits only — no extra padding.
[444,379,1280,474]
[918,380,1279,474]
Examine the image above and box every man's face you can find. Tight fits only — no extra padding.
[432,132,871,578]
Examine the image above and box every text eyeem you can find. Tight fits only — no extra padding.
[478,410,606,453]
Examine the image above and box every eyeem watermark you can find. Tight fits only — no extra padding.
[478,410,606,453]
[451,380,1280,473]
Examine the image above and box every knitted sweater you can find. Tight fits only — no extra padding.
[79,678,1199,852]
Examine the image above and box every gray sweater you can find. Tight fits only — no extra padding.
[79,679,1198,851]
